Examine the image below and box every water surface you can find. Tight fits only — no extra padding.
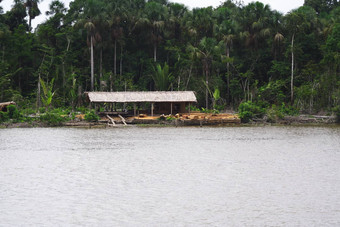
[1,126,339,226]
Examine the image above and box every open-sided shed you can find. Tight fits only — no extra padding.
[85,91,197,116]
[0,101,16,112]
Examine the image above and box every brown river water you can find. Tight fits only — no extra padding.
[0,126,339,226]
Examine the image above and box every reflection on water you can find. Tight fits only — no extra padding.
[0,126,339,226]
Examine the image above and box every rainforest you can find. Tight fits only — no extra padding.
[0,0,339,122]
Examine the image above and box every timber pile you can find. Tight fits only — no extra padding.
[129,113,241,125]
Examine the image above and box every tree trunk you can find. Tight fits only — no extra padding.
[100,48,103,91]
[291,33,295,105]
[153,44,157,62]
[2,46,5,63]
[110,72,113,92]
[62,61,66,104]
[28,7,32,31]
[185,64,193,90]
[178,75,180,91]
[91,35,94,91]
[120,44,123,77]
[226,46,230,105]
[77,85,82,107]
[37,74,41,111]
[62,38,70,91]
[205,68,209,109]
[114,39,117,77]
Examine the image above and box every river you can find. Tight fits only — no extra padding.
[0,126,339,226]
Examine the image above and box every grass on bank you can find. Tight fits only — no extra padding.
[1,102,339,126]
[0,105,101,126]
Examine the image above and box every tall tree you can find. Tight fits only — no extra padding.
[192,37,219,109]
[143,1,169,62]
[73,0,105,91]
[285,6,317,104]
[24,0,41,31]
[304,0,338,14]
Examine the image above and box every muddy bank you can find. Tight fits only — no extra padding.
[251,115,337,125]
[1,114,338,128]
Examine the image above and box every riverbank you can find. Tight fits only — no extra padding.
[1,113,338,128]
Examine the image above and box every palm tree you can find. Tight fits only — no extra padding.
[213,6,239,105]
[238,2,272,51]
[109,16,123,90]
[190,37,219,109]
[285,6,316,104]
[74,0,105,91]
[24,0,41,31]
[143,1,168,62]
[152,62,173,91]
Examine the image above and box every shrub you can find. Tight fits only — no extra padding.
[280,103,299,116]
[7,105,21,120]
[39,107,46,113]
[189,105,200,112]
[21,108,36,116]
[266,105,284,123]
[40,112,66,126]
[50,107,71,115]
[214,104,225,112]
[0,111,9,123]
[166,116,175,121]
[200,107,215,114]
[85,110,100,122]
[238,101,265,123]
[333,106,340,123]
[76,106,88,114]
[238,110,254,123]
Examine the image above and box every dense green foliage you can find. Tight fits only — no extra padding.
[0,104,23,123]
[0,111,9,123]
[84,110,100,122]
[0,0,339,117]
[238,101,266,123]
[39,112,67,126]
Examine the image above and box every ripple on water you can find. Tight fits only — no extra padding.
[0,126,339,226]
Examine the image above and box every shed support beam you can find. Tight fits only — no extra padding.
[170,102,173,115]
[189,102,191,115]
[133,103,137,116]
[151,103,154,116]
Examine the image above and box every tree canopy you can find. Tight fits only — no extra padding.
[0,0,339,113]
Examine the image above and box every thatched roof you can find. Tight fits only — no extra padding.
[86,91,197,103]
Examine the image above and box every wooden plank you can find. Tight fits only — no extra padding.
[118,114,127,126]
[106,114,116,126]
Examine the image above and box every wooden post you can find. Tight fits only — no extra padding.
[189,102,191,115]
[118,114,127,126]
[133,103,137,116]
[170,102,173,115]
[106,114,116,126]
[151,103,154,116]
